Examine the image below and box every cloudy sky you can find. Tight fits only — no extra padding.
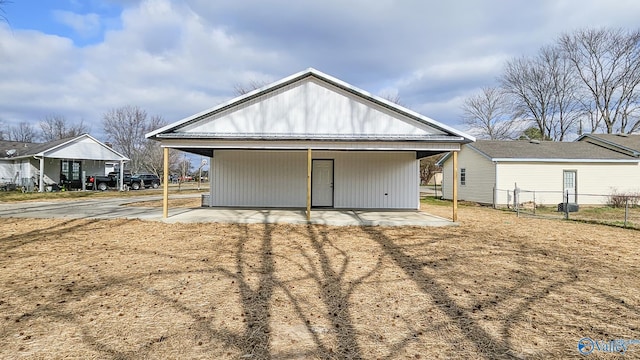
[1,0,639,141]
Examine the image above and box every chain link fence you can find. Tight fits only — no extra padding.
[494,186,640,229]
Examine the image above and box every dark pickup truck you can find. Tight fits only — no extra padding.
[86,173,144,191]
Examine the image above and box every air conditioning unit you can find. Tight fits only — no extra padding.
[557,203,579,212]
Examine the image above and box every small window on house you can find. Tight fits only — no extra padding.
[460,168,466,186]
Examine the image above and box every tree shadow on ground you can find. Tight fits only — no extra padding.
[1,219,607,359]
[362,226,581,359]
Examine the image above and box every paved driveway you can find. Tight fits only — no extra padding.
[0,195,455,227]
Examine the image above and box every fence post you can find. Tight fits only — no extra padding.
[514,183,520,217]
[493,186,496,209]
[624,197,629,228]
[533,191,536,215]
[565,190,569,220]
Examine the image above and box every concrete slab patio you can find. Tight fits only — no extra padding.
[164,207,455,226]
[0,195,456,227]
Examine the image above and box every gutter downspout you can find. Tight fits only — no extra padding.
[493,160,498,208]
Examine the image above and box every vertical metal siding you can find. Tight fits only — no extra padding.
[212,150,419,209]
[325,151,419,209]
[212,150,307,207]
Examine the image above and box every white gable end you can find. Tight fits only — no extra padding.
[44,137,125,161]
[178,78,445,137]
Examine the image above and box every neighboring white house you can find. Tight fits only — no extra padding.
[439,139,640,206]
[0,134,129,192]
[147,68,475,213]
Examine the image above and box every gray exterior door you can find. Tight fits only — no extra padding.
[312,159,334,207]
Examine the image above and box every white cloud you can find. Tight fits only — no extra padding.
[53,10,102,38]
[1,0,640,141]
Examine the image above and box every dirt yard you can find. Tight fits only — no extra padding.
[1,202,639,359]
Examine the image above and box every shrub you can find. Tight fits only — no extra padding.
[607,189,640,208]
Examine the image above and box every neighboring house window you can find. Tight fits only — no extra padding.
[460,168,466,186]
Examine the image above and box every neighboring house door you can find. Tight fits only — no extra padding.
[61,160,82,189]
[563,170,577,203]
[312,159,334,207]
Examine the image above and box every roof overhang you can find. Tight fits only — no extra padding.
[160,138,463,154]
[146,68,476,144]
[490,158,640,163]
[577,134,640,157]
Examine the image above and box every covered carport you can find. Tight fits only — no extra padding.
[146,68,474,222]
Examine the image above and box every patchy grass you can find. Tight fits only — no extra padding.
[1,206,639,359]
[419,196,452,207]
[522,204,640,230]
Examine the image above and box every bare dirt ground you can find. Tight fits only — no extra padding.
[1,201,639,359]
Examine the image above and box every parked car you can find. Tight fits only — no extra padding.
[86,173,144,191]
[136,174,161,189]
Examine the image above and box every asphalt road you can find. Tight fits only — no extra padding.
[0,195,194,222]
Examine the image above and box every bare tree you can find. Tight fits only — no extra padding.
[559,28,640,133]
[139,114,181,178]
[142,145,182,180]
[178,155,192,180]
[233,79,271,96]
[0,119,7,140]
[420,155,442,185]
[103,105,166,174]
[501,45,580,141]
[9,122,37,142]
[379,91,404,106]
[39,115,89,142]
[461,86,518,140]
[539,45,583,140]
[0,0,10,23]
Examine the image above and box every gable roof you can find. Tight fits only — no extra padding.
[0,134,128,161]
[438,140,639,165]
[577,133,640,157]
[0,139,40,158]
[146,68,475,143]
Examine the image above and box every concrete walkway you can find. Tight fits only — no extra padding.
[0,195,455,227]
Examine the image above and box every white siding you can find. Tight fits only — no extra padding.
[495,162,640,205]
[0,161,16,182]
[180,79,446,137]
[45,136,125,161]
[441,147,496,204]
[210,150,420,209]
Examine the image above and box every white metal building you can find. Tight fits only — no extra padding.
[147,68,474,215]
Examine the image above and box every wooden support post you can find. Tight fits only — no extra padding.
[163,147,169,219]
[452,151,458,222]
[306,148,312,221]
